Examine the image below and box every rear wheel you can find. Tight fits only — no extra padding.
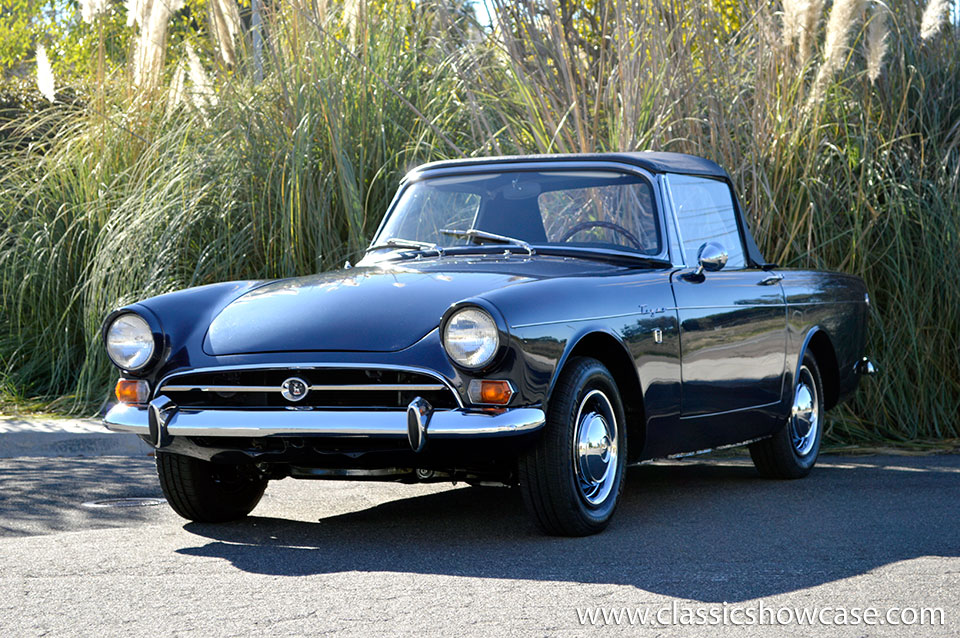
[749,351,824,479]
[156,452,267,522]
[519,357,627,536]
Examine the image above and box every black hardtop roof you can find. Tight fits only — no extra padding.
[409,152,729,179]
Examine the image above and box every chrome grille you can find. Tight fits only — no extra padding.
[157,366,460,410]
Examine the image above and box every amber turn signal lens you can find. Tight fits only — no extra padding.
[115,379,150,404]
[467,379,514,405]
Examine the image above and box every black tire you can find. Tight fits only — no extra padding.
[156,452,267,522]
[519,357,627,536]
[749,351,825,479]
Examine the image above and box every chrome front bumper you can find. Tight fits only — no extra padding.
[104,395,546,450]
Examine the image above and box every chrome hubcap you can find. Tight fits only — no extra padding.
[573,389,618,506]
[790,366,819,456]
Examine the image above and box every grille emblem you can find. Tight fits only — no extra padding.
[281,377,310,402]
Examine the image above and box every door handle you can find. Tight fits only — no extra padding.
[758,273,784,286]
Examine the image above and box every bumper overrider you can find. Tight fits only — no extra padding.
[104,396,547,451]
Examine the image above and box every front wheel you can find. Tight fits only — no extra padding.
[519,357,627,536]
[156,452,267,522]
[749,351,825,479]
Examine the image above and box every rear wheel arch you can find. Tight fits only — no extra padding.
[801,328,840,410]
[551,331,646,460]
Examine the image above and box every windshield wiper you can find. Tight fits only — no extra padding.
[365,238,444,256]
[440,228,535,256]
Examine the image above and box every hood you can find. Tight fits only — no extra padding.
[202,262,541,355]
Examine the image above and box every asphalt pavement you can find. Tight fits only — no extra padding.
[0,428,957,636]
[0,415,151,458]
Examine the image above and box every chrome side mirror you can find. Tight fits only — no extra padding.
[695,242,728,276]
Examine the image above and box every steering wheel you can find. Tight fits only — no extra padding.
[558,220,642,249]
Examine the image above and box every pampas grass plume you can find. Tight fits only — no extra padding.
[799,0,825,61]
[36,44,55,102]
[166,61,186,112]
[209,0,242,67]
[125,0,149,28]
[185,43,217,110]
[822,0,863,69]
[132,0,183,88]
[809,0,864,104]
[782,0,802,48]
[920,0,950,41]
[79,0,109,24]
[866,2,890,83]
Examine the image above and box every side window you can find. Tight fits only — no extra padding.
[668,174,746,269]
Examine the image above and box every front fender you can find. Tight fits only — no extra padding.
[105,280,272,384]
[544,326,634,405]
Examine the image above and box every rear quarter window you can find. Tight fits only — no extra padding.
[668,174,746,269]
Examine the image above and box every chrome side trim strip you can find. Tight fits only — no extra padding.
[678,399,781,420]
[627,435,772,465]
[665,436,769,459]
[512,299,862,329]
[155,363,464,408]
[785,300,862,306]
[104,402,545,439]
[159,383,448,393]
[512,309,672,329]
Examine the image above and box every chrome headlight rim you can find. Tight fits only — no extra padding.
[441,303,506,370]
[102,310,162,374]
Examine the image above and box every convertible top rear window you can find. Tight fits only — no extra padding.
[377,171,661,255]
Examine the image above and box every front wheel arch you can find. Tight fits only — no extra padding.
[552,330,646,460]
[519,356,628,535]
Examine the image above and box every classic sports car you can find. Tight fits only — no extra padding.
[102,152,875,536]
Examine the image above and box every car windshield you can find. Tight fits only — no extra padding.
[374,170,661,256]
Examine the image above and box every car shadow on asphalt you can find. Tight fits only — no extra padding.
[178,456,960,602]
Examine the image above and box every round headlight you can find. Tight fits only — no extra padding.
[443,307,500,368]
[105,313,155,371]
